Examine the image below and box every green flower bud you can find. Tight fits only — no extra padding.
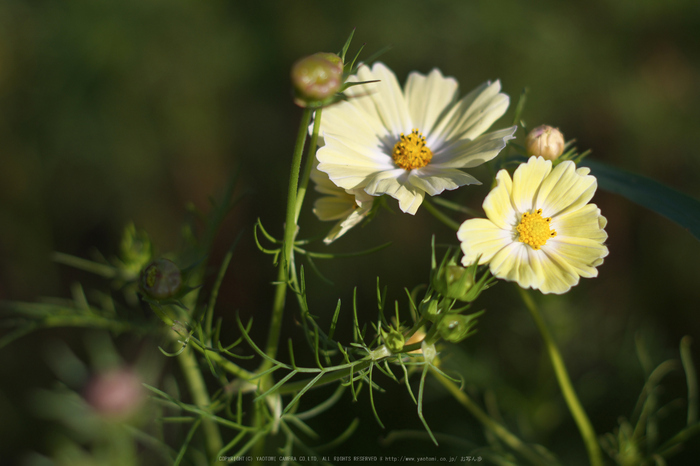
[437,311,483,343]
[433,265,476,301]
[140,259,182,300]
[525,125,565,161]
[120,223,152,275]
[419,294,441,321]
[291,52,343,107]
[381,328,405,353]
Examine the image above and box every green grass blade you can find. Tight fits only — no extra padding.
[581,159,700,240]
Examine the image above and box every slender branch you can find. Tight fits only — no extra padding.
[423,198,460,231]
[294,108,323,224]
[518,287,603,466]
[176,348,224,464]
[431,367,549,466]
[263,109,313,366]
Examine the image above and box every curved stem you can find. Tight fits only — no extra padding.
[518,287,603,466]
[263,109,312,366]
[294,108,323,224]
[423,198,460,231]
[432,367,550,466]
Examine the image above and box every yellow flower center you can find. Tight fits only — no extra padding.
[392,129,433,170]
[516,209,557,250]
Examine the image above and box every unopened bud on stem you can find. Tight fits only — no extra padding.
[291,52,343,107]
[525,125,565,160]
[140,259,182,300]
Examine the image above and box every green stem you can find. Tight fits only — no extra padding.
[263,108,313,366]
[518,287,603,466]
[423,198,461,231]
[294,108,323,224]
[176,347,224,464]
[432,367,549,466]
[190,343,255,381]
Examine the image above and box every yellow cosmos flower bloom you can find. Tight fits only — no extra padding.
[457,156,609,294]
[311,162,374,244]
[316,62,516,215]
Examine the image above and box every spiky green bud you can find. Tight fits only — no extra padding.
[437,311,484,343]
[381,328,405,353]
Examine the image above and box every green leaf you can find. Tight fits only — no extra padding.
[581,159,700,240]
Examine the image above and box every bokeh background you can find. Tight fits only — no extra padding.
[1,0,700,464]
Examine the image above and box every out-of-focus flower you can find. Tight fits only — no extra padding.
[317,62,516,214]
[457,156,608,294]
[311,161,374,244]
[83,368,145,419]
[525,125,565,160]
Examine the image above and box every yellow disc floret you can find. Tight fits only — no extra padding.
[516,209,557,250]
[392,129,433,170]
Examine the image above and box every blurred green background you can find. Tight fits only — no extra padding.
[1,0,700,464]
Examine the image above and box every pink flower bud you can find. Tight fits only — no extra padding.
[291,52,343,106]
[525,125,565,160]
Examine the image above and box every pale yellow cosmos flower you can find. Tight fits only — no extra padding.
[316,62,516,215]
[457,156,608,294]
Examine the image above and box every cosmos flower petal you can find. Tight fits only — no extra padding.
[359,63,412,136]
[534,250,581,294]
[322,201,373,244]
[430,80,510,144]
[408,166,480,196]
[310,162,374,243]
[536,160,598,217]
[554,203,608,243]
[317,135,393,190]
[547,236,609,275]
[457,218,513,265]
[405,68,459,135]
[511,156,552,214]
[433,126,517,168]
[365,170,425,214]
[319,98,387,145]
[482,169,518,230]
[313,196,356,221]
[489,242,544,290]
[311,159,347,196]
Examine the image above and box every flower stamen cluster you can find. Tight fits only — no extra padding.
[516,209,557,250]
[392,129,433,170]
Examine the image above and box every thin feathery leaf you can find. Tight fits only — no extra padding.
[296,384,345,421]
[217,430,247,457]
[338,28,355,63]
[418,364,439,446]
[294,242,391,259]
[316,418,360,452]
[512,87,529,128]
[254,370,298,403]
[368,363,385,429]
[283,372,326,415]
[173,418,201,466]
